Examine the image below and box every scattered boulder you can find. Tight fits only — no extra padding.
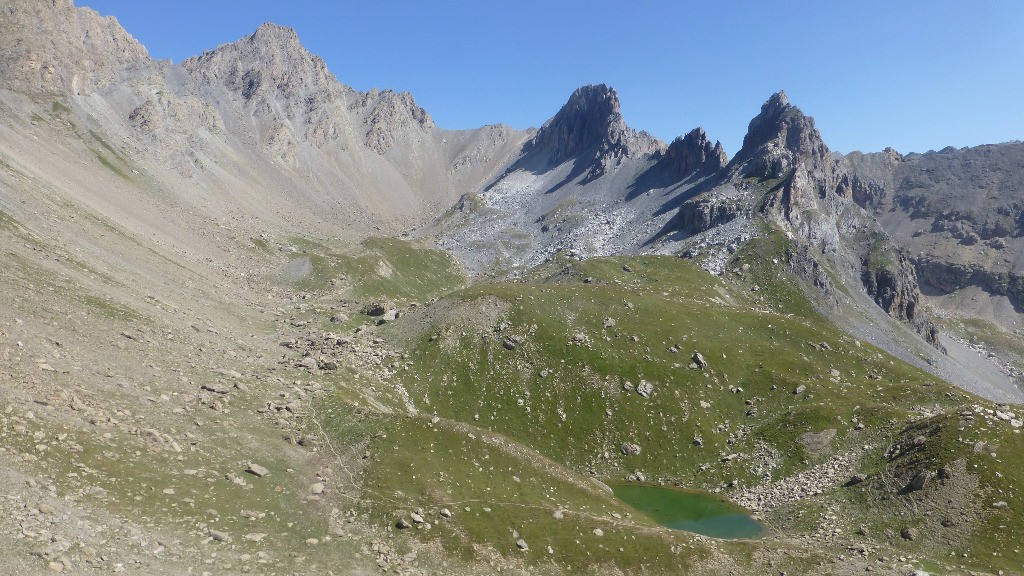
[503,335,525,350]
[636,380,654,398]
[362,302,390,316]
[603,317,616,329]
[396,518,411,529]
[908,470,931,491]
[440,508,453,519]
[516,539,528,551]
[209,530,232,543]
[620,443,641,456]
[846,474,867,486]
[900,527,917,541]
[691,352,707,369]
[245,463,269,478]
[793,385,806,395]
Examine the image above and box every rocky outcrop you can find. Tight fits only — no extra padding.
[182,23,343,105]
[786,244,838,309]
[0,0,150,94]
[861,242,943,349]
[526,84,662,179]
[861,246,921,323]
[731,91,831,180]
[678,196,743,233]
[360,89,435,154]
[726,92,942,350]
[842,142,1024,317]
[916,256,1024,307]
[181,23,433,156]
[656,128,728,180]
[727,92,855,232]
[181,23,349,157]
[128,91,223,137]
[843,147,903,212]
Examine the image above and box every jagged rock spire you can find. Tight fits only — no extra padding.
[659,127,728,178]
[732,90,830,180]
[530,84,662,168]
[533,84,627,164]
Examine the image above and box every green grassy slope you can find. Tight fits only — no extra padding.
[308,234,1024,574]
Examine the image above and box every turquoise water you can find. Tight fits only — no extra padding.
[610,483,764,539]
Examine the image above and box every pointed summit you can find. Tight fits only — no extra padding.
[246,22,303,51]
[183,21,340,106]
[533,84,628,164]
[658,127,728,178]
[732,91,830,179]
[252,22,299,38]
[526,83,662,179]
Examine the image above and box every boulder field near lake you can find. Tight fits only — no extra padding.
[1,1,1023,575]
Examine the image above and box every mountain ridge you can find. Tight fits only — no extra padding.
[2,0,1020,403]
[3,3,1024,576]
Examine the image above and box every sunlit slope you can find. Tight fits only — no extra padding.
[309,237,1024,574]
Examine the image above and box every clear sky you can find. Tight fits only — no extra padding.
[78,0,1024,156]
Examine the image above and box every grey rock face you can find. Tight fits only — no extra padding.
[720,92,943,350]
[731,91,831,181]
[657,127,728,179]
[861,248,921,323]
[678,196,743,233]
[0,0,150,94]
[525,84,663,179]
[532,84,656,163]
[909,470,931,491]
[845,142,1024,311]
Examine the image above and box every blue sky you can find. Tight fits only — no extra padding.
[79,1,1024,156]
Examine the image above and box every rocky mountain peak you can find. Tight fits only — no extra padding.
[181,21,339,105]
[532,84,623,163]
[658,127,728,178]
[515,83,664,186]
[250,22,301,44]
[531,84,661,167]
[179,22,435,157]
[732,90,830,180]
[0,0,149,94]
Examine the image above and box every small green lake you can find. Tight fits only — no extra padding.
[610,483,764,539]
